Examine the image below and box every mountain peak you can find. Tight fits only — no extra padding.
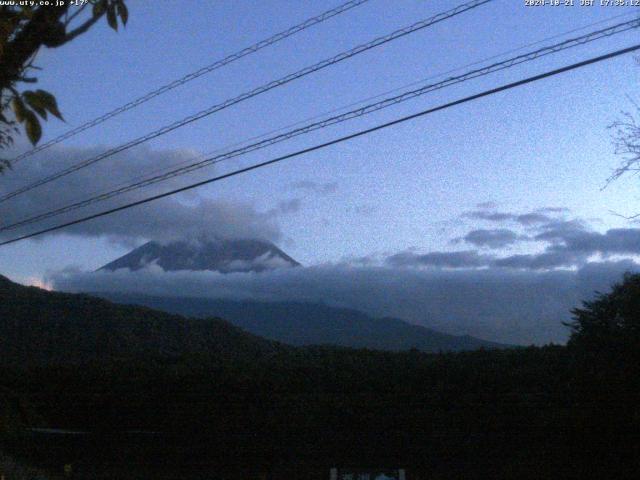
[99,238,300,273]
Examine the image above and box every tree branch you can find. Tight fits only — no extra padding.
[0,6,67,89]
[64,4,88,27]
[62,10,104,43]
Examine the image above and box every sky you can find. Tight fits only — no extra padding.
[2,0,640,344]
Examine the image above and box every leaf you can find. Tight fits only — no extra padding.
[0,159,12,174]
[23,90,48,120]
[106,3,118,30]
[92,0,106,17]
[23,110,42,145]
[19,5,34,19]
[11,96,27,123]
[116,0,128,26]
[34,90,63,121]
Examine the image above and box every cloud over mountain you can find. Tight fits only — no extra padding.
[31,192,640,346]
[99,238,300,273]
[50,259,640,346]
[0,145,285,246]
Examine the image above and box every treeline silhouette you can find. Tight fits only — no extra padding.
[0,274,638,479]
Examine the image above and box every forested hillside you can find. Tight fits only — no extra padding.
[0,275,283,366]
[1,274,639,478]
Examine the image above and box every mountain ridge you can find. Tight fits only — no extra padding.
[99,238,300,273]
[96,293,510,352]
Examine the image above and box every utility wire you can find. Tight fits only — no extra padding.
[8,0,372,165]
[0,0,493,203]
[68,9,637,207]
[1,43,637,247]
[22,3,633,212]
[3,18,638,232]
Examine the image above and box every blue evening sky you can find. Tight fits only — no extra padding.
[1,0,639,285]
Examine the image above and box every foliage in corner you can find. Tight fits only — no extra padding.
[0,0,128,172]
[565,272,640,352]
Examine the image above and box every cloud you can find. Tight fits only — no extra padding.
[492,251,585,270]
[530,219,640,258]
[549,228,640,256]
[387,220,640,271]
[454,208,640,264]
[0,145,284,245]
[463,229,521,248]
[13,153,640,347]
[461,205,570,227]
[270,198,302,215]
[67,198,282,246]
[533,219,589,243]
[224,251,297,272]
[49,260,640,346]
[43,195,640,346]
[463,210,514,222]
[463,210,554,226]
[515,213,552,226]
[386,250,491,268]
[385,248,586,271]
[536,207,571,214]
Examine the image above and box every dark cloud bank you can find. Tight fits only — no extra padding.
[0,145,290,246]
[9,147,640,345]
[51,259,639,346]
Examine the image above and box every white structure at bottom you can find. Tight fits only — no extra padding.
[329,468,406,480]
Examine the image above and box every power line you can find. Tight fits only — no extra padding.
[3,18,636,231]
[3,18,637,232]
[8,0,372,165]
[70,9,638,206]
[1,43,637,247]
[0,0,493,204]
